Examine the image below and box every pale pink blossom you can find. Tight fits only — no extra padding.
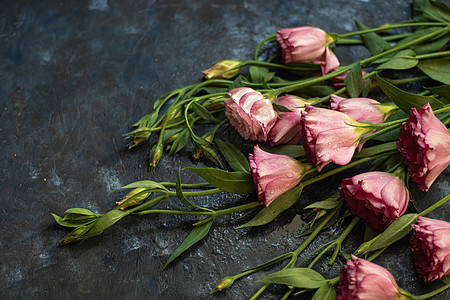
[224,87,277,141]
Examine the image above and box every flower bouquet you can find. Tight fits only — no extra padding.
[53,0,450,298]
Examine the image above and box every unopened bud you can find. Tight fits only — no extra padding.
[60,226,87,245]
[116,188,151,210]
[211,276,235,294]
[202,60,242,80]
[149,143,163,171]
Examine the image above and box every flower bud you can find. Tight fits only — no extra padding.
[202,60,242,80]
[149,142,163,171]
[211,276,235,293]
[337,255,406,300]
[249,145,314,206]
[268,95,310,146]
[339,171,409,233]
[276,26,339,74]
[397,103,450,191]
[410,216,450,281]
[224,87,277,142]
[330,94,398,125]
[300,105,372,171]
[115,188,151,210]
[60,226,88,245]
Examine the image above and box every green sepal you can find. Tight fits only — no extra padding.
[168,128,190,156]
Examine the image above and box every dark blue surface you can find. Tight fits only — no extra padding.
[1,0,449,299]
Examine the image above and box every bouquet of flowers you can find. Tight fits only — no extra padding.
[53,0,450,298]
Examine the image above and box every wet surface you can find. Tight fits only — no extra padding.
[1,0,449,299]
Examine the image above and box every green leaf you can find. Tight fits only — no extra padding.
[238,186,303,228]
[52,213,97,228]
[376,50,418,71]
[122,180,168,192]
[355,20,391,55]
[441,274,450,284]
[168,128,189,156]
[372,110,409,142]
[295,85,336,97]
[176,169,206,210]
[215,139,251,173]
[418,57,450,84]
[86,210,129,236]
[162,123,185,144]
[377,74,444,113]
[413,34,450,54]
[362,76,372,97]
[413,0,450,22]
[133,111,159,128]
[257,268,326,289]
[186,167,254,194]
[425,84,450,102]
[259,144,306,158]
[312,284,336,300]
[192,101,218,123]
[198,86,228,94]
[228,75,245,90]
[345,61,363,98]
[163,219,213,269]
[353,141,397,158]
[64,208,97,216]
[357,213,418,254]
[249,66,269,83]
[305,200,340,210]
[272,103,293,112]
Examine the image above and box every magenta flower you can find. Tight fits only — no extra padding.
[276,26,339,74]
[300,105,372,171]
[249,145,313,206]
[397,103,450,191]
[339,171,409,233]
[330,94,397,125]
[224,87,277,142]
[410,216,450,281]
[268,95,309,146]
[337,255,405,300]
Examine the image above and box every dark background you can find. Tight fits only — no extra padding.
[1,0,449,299]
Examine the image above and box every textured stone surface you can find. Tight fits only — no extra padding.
[0,0,449,299]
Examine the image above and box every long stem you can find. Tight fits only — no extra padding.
[407,283,450,300]
[254,34,276,60]
[418,193,450,217]
[336,33,410,45]
[300,151,397,187]
[413,50,450,60]
[135,209,212,216]
[193,201,260,226]
[336,22,448,39]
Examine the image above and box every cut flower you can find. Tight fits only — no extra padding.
[249,145,313,206]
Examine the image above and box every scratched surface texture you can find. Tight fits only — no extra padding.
[1,0,449,299]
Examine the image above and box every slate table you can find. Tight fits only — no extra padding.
[1,0,449,299]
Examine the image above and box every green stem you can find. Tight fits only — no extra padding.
[418,193,450,217]
[366,246,389,262]
[335,22,448,39]
[242,60,320,71]
[135,209,212,216]
[193,201,260,226]
[387,76,428,85]
[414,50,450,60]
[160,182,211,189]
[406,283,450,300]
[328,216,360,265]
[167,188,222,198]
[300,151,397,187]
[254,34,276,61]
[336,33,410,45]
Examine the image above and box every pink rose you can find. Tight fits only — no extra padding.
[276,26,339,74]
[330,94,397,125]
[397,103,450,191]
[410,216,450,281]
[300,105,372,171]
[337,255,405,300]
[339,171,409,233]
[268,95,309,146]
[249,145,313,206]
[224,87,277,142]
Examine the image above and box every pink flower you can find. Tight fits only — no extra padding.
[410,216,450,281]
[337,255,405,300]
[339,171,409,233]
[249,145,313,206]
[397,103,450,191]
[268,95,309,146]
[330,94,397,125]
[276,26,339,74]
[224,87,277,142]
[300,105,372,171]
